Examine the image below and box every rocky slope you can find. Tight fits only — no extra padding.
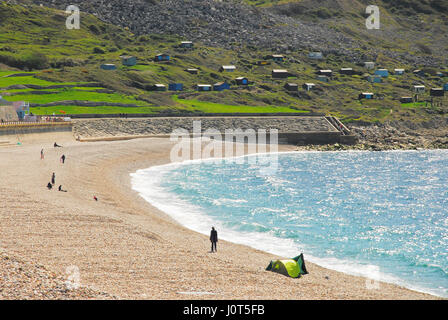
[16,0,445,67]
[11,0,438,67]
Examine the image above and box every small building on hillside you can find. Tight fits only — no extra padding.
[120,55,137,66]
[340,68,355,75]
[318,69,332,77]
[308,52,323,60]
[375,69,389,77]
[186,68,199,74]
[151,84,167,91]
[284,83,298,92]
[169,83,183,91]
[367,75,382,83]
[414,85,425,93]
[236,77,249,85]
[400,97,414,103]
[436,72,445,78]
[219,65,236,72]
[302,83,315,91]
[364,62,375,69]
[430,88,444,97]
[213,82,231,91]
[443,83,448,91]
[359,92,374,100]
[413,69,425,77]
[272,69,289,79]
[154,53,170,62]
[100,64,117,70]
[317,75,329,82]
[197,84,212,91]
[180,41,194,48]
[394,68,405,75]
[271,54,285,62]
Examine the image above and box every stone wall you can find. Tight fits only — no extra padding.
[72,116,357,145]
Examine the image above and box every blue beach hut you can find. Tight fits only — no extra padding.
[100,64,117,70]
[443,83,448,91]
[213,82,231,91]
[169,83,183,91]
[375,69,389,77]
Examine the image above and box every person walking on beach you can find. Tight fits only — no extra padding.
[60,154,66,164]
[51,172,55,185]
[210,227,218,253]
[41,149,44,160]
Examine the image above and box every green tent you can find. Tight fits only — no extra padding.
[266,253,308,278]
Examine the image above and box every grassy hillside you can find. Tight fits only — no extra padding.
[0,2,447,123]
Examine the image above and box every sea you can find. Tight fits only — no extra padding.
[131,150,448,297]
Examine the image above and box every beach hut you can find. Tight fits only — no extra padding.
[340,68,354,75]
[367,75,382,83]
[257,60,270,66]
[359,92,374,100]
[271,54,285,62]
[186,68,199,74]
[413,69,425,77]
[430,88,444,97]
[266,254,308,278]
[364,62,375,69]
[151,84,167,91]
[308,52,323,60]
[213,82,231,91]
[394,68,405,75]
[100,64,117,70]
[120,55,137,66]
[219,65,236,72]
[284,83,298,92]
[272,69,289,79]
[236,77,249,85]
[169,83,183,91]
[180,41,194,48]
[197,84,212,91]
[302,83,315,91]
[443,83,448,91]
[414,85,425,93]
[318,69,332,77]
[400,97,413,103]
[317,75,329,82]
[154,53,170,62]
[375,69,389,77]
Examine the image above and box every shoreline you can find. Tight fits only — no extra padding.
[0,132,442,299]
[131,149,448,299]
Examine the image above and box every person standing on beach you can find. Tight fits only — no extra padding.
[210,227,218,253]
[41,149,44,160]
[60,154,66,164]
[51,172,55,185]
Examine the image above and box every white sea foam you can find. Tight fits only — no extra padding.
[130,151,448,298]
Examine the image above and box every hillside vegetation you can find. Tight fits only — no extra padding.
[0,1,447,124]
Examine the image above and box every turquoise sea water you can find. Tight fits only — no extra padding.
[131,150,448,297]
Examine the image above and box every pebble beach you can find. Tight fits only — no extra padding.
[0,131,440,299]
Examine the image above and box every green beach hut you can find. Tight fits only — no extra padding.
[266,253,308,278]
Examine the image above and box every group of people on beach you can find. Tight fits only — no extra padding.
[43,142,67,192]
